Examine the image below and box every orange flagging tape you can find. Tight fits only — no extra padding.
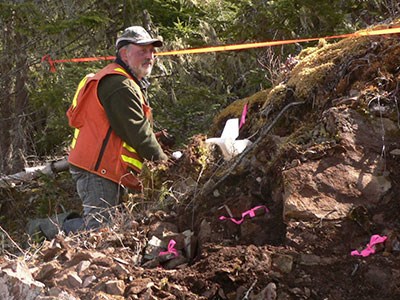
[41,55,116,72]
[157,27,400,56]
[42,26,400,72]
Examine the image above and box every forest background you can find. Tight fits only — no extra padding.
[1,0,399,175]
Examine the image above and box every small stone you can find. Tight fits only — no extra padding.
[141,257,160,268]
[265,282,277,300]
[198,219,212,245]
[92,256,113,268]
[272,253,293,274]
[82,275,97,288]
[162,255,188,269]
[113,263,129,277]
[48,287,63,297]
[105,279,125,296]
[126,277,154,294]
[34,261,61,282]
[299,253,321,266]
[254,282,277,300]
[65,271,82,288]
[76,260,91,274]
[45,289,78,300]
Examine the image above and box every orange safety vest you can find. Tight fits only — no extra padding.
[67,63,152,191]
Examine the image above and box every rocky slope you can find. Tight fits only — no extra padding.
[1,24,400,299]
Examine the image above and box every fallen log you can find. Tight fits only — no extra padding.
[0,157,69,188]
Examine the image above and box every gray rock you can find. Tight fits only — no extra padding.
[0,261,45,300]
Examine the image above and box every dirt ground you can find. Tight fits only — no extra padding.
[1,24,400,300]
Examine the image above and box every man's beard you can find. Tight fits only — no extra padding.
[129,64,153,79]
[130,61,153,78]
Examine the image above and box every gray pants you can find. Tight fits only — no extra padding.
[63,165,123,234]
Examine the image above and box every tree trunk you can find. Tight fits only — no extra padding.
[0,6,30,174]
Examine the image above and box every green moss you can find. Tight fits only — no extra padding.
[210,89,270,136]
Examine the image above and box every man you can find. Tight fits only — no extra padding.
[63,26,168,233]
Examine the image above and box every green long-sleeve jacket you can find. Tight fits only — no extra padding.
[97,61,167,162]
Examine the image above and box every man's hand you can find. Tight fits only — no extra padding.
[155,129,176,148]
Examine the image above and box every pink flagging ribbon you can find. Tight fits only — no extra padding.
[239,102,248,129]
[159,239,179,257]
[219,205,269,225]
[351,234,387,257]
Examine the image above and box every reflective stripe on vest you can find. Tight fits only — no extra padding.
[72,74,91,108]
[111,68,145,171]
[71,128,80,149]
[122,142,143,170]
[70,75,91,149]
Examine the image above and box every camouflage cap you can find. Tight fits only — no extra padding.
[116,26,163,49]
